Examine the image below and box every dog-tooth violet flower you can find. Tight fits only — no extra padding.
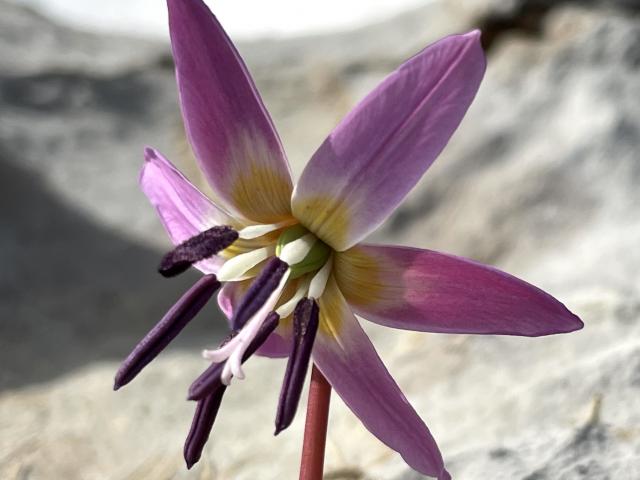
[113,0,583,478]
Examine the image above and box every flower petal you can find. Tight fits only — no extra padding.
[313,277,447,478]
[292,31,485,251]
[217,280,291,358]
[217,280,247,320]
[334,244,583,336]
[167,0,293,223]
[140,147,234,274]
[255,329,291,358]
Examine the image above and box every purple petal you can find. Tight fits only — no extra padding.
[167,0,293,223]
[140,147,232,274]
[334,244,583,336]
[292,31,486,251]
[255,328,291,358]
[217,280,247,320]
[217,280,291,358]
[313,277,447,478]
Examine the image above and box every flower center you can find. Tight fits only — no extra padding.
[276,225,331,279]
[129,221,332,436]
[197,223,332,387]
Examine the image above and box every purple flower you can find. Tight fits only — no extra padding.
[114,0,583,478]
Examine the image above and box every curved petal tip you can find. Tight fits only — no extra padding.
[465,29,481,40]
[143,146,157,161]
[438,469,452,480]
[566,312,584,333]
[335,245,584,337]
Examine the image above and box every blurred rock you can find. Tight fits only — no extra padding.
[0,0,227,393]
[0,1,167,75]
[387,3,640,479]
[1,0,639,479]
[387,4,640,293]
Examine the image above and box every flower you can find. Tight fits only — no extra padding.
[114,0,583,478]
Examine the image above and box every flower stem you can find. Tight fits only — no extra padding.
[299,364,331,480]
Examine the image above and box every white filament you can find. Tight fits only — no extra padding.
[238,221,290,240]
[308,256,332,300]
[275,277,311,318]
[278,233,316,265]
[203,269,291,385]
[216,246,274,282]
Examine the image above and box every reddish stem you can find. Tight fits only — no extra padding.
[299,364,331,480]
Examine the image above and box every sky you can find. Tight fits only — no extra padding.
[13,0,430,40]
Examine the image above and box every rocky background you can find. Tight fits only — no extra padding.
[1,0,639,479]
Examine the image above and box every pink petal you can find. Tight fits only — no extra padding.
[255,330,291,359]
[334,244,583,336]
[217,280,291,358]
[139,147,234,274]
[292,31,485,251]
[216,280,246,319]
[167,0,293,224]
[313,277,448,478]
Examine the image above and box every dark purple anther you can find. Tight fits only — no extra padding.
[114,275,220,390]
[188,312,280,401]
[159,225,238,277]
[274,298,319,435]
[231,257,288,330]
[184,386,226,469]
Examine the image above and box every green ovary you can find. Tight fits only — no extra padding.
[276,225,331,279]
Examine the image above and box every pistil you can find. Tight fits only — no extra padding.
[203,267,290,384]
[188,312,280,400]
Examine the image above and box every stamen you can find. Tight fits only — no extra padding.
[274,298,320,435]
[276,277,311,318]
[188,312,279,401]
[308,255,332,299]
[159,226,238,277]
[216,245,274,282]
[230,257,288,330]
[238,221,292,240]
[183,386,226,469]
[114,275,220,390]
[278,233,316,265]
